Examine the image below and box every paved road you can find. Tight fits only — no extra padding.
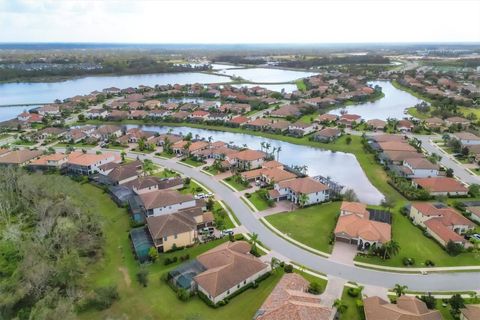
[414,135,480,185]
[127,151,480,292]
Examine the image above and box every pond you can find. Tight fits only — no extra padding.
[330,81,425,120]
[124,124,384,204]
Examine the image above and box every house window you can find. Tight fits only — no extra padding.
[174,234,178,239]
[244,280,246,284]
[163,236,168,241]
[237,284,240,288]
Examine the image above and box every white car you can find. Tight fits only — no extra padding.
[221,229,234,236]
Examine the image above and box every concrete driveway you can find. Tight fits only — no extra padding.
[329,242,358,266]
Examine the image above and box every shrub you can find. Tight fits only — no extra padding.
[347,287,361,297]
[402,257,415,266]
[446,240,464,256]
[136,267,149,287]
[245,192,251,198]
[176,288,190,301]
[308,282,322,295]
[419,294,436,309]
[234,234,245,241]
[284,264,294,273]
[425,259,435,267]
[81,285,119,311]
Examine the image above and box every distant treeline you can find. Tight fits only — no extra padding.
[278,55,390,68]
[0,57,209,82]
[212,55,267,65]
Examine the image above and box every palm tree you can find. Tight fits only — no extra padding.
[333,299,348,314]
[298,194,309,207]
[265,142,271,154]
[276,146,282,161]
[260,142,265,152]
[383,240,400,260]
[208,136,213,143]
[393,284,408,297]
[250,233,259,254]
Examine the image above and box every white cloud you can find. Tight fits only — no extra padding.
[0,0,479,43]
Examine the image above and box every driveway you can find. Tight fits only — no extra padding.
[257,200,297,218]
[329,242,357,266]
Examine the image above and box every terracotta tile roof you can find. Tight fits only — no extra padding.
[340,114,361,121]
[278,177,328,194]
[146,212,196,240]
[371,134,406,143]
[398,119,413,128]
[413,177,468,193]
[315,128,341,138]
[382,150,424,162]
[67,152,119,166]
[271,104,302,117]
[363,295,442,320]
[367,119,387,128]
[378,141,416,152]
[231,149,266,161]
[255,273,332,320]
[453,132,480,141]
[460,305,480,320]
[262,160,283,169]
[107,161,142,183]
[335,214,391,242]
[341,201,368,216]
[194,241,269,298]
[424,218,465,243]
[188,141,209,152]
[140,190,194,210]
[0,148,11,157]
[29,153,68,165]
[247,118,271,127]
[466,206,480,219]
[0,149,42,164]
[404,158,439,170]
[229,116,249,124]
[317,114,338,122]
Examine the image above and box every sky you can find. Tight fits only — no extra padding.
[0,0,479,44]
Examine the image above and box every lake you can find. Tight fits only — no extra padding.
[124,124,384,204]
[330,80,425,120]
[219,67,317,83]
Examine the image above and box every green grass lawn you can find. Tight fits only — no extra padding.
[265,202,340,253]
[54,142,98,148]
[181,157,205,167]
[179,180,205,195]
[153,168,179,178]
[339,287,364,320]
[204,165,220,175]
[355,206,480,267]
[13,140,36,146]
[213,201,235,229]
[298,112,320,124]
[156,151,175,158]
[247,190,271,211]
[78,182,284,320]
[223,176,248,191]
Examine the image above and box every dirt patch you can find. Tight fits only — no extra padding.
[118,266,131,288]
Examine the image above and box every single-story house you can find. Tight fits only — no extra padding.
[363,295,441,320]
[452,132,480,146]
[366,119,387,131]
[412,177,468,196]
[312,128,342,142]
[0,149,43,166]
[460,305,480,320]
[401,158,439,178]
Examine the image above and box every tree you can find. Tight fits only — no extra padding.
[382,240,400,260]
[142,159,155,175]
[148,247,159,262]
[343,189,359,202]
[250,233,259,255]
[446,240,463,256]
[136,267,149,287]
[308,282,322,294]
[120,151,126,162]
[333,299,348,314]
[449,294,465,315]
[380,196,396,211]
[345,136,352,145]
[419,294,436,309]
[445,168,454,178]
[206,198,214,211]
[468,184,480,197]
[393,284,408,297]
[298,194,309,207]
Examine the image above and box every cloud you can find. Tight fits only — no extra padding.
[0,0,479,43]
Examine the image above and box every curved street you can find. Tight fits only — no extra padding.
[128,151,480,292]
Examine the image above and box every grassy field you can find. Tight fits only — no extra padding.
[355,205,480,267]
[295,79,307,91]
[339,287,364,320]
[223,176,248,191]
[265,202,340,253]
[248,190,271,211]
[78,182,284,320]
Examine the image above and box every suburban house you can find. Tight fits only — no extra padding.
[0,149,43,166]
[312,128,342,142]
[139,189,197,217]
[460,305,480,320]
[28,153,69,170]
[240,166,297,185]
[424,117,444,129]
[287,121,317,136]
[226,149,267,170]
[146,207,213,252]
[66,151,120,175]
[400,158,439,178]
[465,206,480,223]
[270,177,329,205]
[363,295,442,320]
[270,104,303,118]
[34,127,67,140]
[339,114,361,127]
[254,273,332,320]
[366,119,387,131]
[334,201,391,250]
[105,161,142,185]
[452,132,480,146]
[409,203,475,247]
[194,241,270,304]
[86,109,108,119]
[445,116,470,128]
[412,177,468,196]
[397,119,414,132]
[316,113,338,123]
[37,105,61,117]
[91,125,123,141]
[126,176,184,195]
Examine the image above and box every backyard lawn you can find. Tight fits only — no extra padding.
[181,157,205,167]
[78,182,284,320]
[265,202,340,253]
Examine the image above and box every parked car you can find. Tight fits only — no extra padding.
[221,229,234,237]
[471,234,480,241]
